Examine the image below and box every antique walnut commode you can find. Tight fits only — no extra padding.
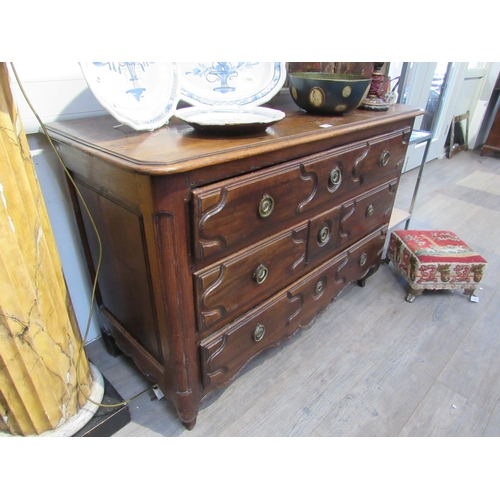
[44,94,422,429]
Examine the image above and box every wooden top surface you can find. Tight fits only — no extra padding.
[44,92,423,175]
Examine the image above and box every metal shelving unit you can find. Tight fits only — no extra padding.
[389,129,433,230]
[383,129,432,260]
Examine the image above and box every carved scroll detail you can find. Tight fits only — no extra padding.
[335,253,350,286]
[286,290,304,327]
[196,188,229,259]
[197,265,228,330]
[290,225,308,274]
[296,162,318,214]
[338,201,356,243]
[204,334,229,380]
[351,144,370,184]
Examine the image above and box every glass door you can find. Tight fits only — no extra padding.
[420,62,452,132]
[399,62,454,171]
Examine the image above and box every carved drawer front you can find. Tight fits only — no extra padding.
[192,128,410,262]
[199,226,388,390]
[338,179,397,248]
[307,179,397,265]
[194,223,308,332]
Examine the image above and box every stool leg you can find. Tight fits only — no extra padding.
[463,288,477,301]
[406,286,423,303]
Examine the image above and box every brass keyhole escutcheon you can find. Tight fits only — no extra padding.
[318,226,330,245]
[366,204,374,218]
[359,253,367,266]
[253,264,269,285]
[259,194,274,218]
[379,150,390,167]
[314,279,324,296]
[329,167,342,189]
[252,324,266,342]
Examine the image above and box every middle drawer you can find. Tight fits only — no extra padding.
[194,222,309,332]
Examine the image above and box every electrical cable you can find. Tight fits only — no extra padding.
[9,62,155,408]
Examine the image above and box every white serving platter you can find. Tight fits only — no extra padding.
[79,62,181,131]
[177,62,286,107]
[174,106,285,135]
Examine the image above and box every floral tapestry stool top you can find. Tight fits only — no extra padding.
[387,230,487,303]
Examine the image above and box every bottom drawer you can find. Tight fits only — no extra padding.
[199,225,387,390]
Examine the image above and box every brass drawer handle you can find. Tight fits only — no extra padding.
[314,279,324,295]
[379,150,390,167]
[329,167,342,188]
[252,324,266,342]
[259,194,274,218]
[318,225,330,244]
[366,204,374,217]
[253,264,269,284]
[359,253,367,266]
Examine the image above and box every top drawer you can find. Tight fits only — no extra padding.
[192,127,411,262]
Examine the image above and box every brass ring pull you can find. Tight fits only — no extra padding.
[318,226,330,244]
[366,204,374,218]
[329,167,342,187]
[259,194,274,218]
[314,279,324,295]
[252,324,266,342]
[379,151,390,167]
[359,253,367,266]
[253,264,268,284]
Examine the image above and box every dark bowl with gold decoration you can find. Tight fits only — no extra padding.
[288,72,372,115]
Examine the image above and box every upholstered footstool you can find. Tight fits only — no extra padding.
[387,230,487,303]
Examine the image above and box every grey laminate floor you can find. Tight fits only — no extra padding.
[85,148,500,437]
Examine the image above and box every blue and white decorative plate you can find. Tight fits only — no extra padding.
[174,106,285,135]
[79,62,181,131]
[178,62,287,107]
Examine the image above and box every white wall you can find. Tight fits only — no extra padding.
[9,62,106,133]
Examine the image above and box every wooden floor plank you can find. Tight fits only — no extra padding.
[456,171,500,196]
[399,381,491,437]
[228,339,374,437]
[313,290,482,436]
[483,398,500,437]
[437,289,500,413]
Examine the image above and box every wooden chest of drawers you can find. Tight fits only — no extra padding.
[45,94,421,429]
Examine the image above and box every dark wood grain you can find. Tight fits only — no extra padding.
[47,99,421,428]
[45,92,419,174]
